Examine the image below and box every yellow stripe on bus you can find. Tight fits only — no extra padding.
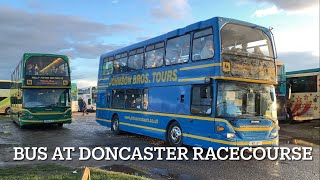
[215,118,278,132]
[96,117,278,146]
[96,118,111,122]
[184,133,278,146]
[177,76,276,84]
[179,63,221,71]
[120,122,166,133]
[212,76,276,85]
[178,77,206,82]
[96,108,278,132]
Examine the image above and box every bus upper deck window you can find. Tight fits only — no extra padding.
[165,34,190,65]
[192,28,213,61]
[145,42,164,69]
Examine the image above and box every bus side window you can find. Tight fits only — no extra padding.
[125,89,141,110]
[145,42,164,69]
[192,28,213,61]
[165,34,190,65]
[113,53,128,74]
[142,88,148,111]
[191,85,212,115]
[112,89,125,109]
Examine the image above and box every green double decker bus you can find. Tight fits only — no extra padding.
[10,53,72,127]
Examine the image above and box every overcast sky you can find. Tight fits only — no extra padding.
[0,0,319,88]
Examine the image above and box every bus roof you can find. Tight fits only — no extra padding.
[100,16,270,60]
[286,68,320,75]
[23,53,69,60]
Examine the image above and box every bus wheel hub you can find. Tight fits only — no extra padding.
[171,126,181,143]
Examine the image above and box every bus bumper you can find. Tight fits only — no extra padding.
[19,118,72,126]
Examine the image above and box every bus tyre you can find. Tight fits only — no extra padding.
[167,121,183,147]
[287,108,295,124]
[111,116,121,135]
[5,107,10,115]
[58,123,63,127]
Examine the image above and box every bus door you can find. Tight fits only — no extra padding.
[104,90,112,119]
[189,84,213,139]
[106,90,111,108]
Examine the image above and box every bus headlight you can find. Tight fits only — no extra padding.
[271,131,278,137]
[227,132,235,139]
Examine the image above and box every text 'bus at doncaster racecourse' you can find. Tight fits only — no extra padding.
[96,17,279,148]
[10,53,72,127]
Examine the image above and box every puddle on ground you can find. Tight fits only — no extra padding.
[0,131,12,136]
[280,137,319,147]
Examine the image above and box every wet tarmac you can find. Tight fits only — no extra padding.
[0,113,319,179]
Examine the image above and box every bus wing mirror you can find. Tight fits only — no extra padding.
[204,77,213,84]
[287,87,291,100]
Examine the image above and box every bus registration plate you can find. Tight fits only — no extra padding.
[43,120,54,123]
[249,141,262,146]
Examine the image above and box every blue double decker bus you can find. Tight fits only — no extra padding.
[96,17,279,148]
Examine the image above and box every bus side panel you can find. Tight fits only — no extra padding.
[98,90,107,108]
[148,86,190,115]
[289,92,320,120]
[181,122,217,149]
[96,88,111,126]
[117,111,166,140]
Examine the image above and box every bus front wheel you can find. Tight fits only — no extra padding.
[5,107,10,115]
[111,115,121,135]
[58,123,63,127]
[167,121,183,147]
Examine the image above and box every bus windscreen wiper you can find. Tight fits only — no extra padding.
[46,104,57,108]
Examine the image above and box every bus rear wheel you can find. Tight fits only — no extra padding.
[111,115,121,135]
[5,107,10,115]
[167,121,183,147]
